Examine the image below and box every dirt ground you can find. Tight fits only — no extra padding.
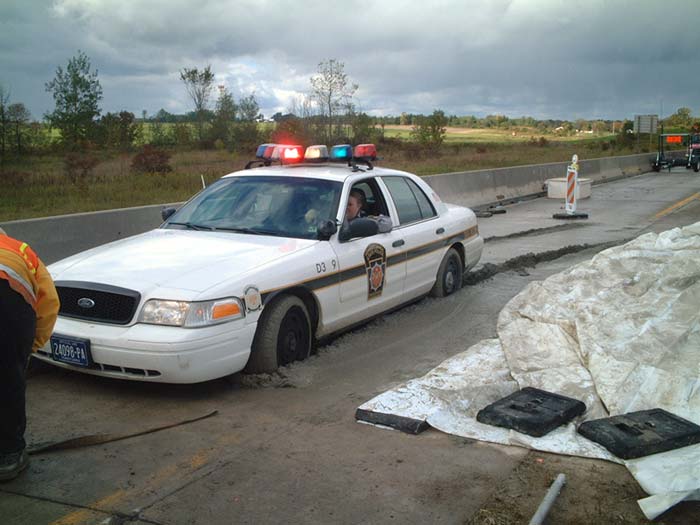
[467,449,699,524]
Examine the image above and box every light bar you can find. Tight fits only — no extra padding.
[304,145,329,161]
[354,144,377,160]
[271,144,302,161]
[330,144,353,162]
[256,143,276,159]
[281,145,304,164]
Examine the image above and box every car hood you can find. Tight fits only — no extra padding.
[49,229,317,298]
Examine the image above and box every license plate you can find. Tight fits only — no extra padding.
[50,334,92,367]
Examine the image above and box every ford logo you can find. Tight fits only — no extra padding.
[77,298,96,309]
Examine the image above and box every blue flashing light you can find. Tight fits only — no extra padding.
[330,144,353,161]
[256,143,276,159]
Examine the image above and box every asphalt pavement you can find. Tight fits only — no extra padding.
[1,168,699,525]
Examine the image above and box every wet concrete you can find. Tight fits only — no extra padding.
[1,169,699,524]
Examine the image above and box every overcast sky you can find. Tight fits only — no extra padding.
[2,0,699,122]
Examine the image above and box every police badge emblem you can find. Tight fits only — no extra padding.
[364,243,387,299]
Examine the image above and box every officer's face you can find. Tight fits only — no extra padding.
[346,195,361,220]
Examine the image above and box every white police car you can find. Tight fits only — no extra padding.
[36,144,483,383]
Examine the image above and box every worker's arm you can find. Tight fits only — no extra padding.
[32,261,60,352]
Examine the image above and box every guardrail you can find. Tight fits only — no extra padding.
[1,152,654,264]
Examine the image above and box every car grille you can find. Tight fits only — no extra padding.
[55,281,141,325]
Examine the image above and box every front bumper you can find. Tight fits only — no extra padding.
[35,316,257,384]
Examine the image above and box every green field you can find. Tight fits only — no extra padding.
[1,129,648,222]
[380,125,615,143]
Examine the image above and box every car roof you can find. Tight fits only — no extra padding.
[221,163,415,184]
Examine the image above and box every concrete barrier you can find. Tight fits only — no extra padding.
[1,153,655,263]
[0,203,179,264]
[423,152,654,208]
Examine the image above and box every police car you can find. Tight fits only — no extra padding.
[35,144,483,383]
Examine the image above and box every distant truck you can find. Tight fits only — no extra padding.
[652,131,700,172]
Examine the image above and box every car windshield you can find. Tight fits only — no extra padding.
[164,176,343,239]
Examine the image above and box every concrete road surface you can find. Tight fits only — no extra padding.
[1,169,699,524]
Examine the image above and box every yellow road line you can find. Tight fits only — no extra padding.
[50,431,244,525]
[654,192,700,219]
[50,490,126,525]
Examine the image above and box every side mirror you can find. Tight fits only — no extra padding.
[338,218,379,242]
[317,220,338,241]
[161,207,177,221]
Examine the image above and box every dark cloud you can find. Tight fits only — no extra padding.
[1,0,699,121]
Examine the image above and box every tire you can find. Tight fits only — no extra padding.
[244,295,311,374]
[694,162,699,173]
[430,248,463,298]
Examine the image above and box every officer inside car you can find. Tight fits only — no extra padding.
[344,188,392,233]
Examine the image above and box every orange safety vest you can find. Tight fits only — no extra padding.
[0,235,40,308]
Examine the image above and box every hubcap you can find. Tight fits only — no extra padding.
[445,270,455,291]
[278,306,308,365]
[445,260,457,292]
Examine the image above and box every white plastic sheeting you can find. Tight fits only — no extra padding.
[358,222,700,519]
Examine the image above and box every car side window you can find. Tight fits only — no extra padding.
[348,178,390,217]
[383,176,433,224]
[406,179,437,219]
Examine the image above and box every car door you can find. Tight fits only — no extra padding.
[381,175,443,298]
[324,177,407,332]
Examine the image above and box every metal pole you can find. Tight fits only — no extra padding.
[528,473,567,525]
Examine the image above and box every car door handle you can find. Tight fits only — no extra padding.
[392,239,405,248]
[435,227,445,235]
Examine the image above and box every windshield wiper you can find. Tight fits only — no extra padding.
[167,221,215,231]
[212,226,281,236]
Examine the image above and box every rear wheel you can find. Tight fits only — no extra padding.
[694,162,699,173]
[430,248,463,298]
[244,295,311,373]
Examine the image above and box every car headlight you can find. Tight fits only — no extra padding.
[138,298,244,327]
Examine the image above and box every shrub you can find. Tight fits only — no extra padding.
[1,170,29,187]
[527,136,549,147]
[131,145,172,173]
[64,148,99,183]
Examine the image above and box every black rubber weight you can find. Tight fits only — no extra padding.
[430,248,463,297]
[476,387,586,437]
[577,409,700,459]
[244,295,311,374]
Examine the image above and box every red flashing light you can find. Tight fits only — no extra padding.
[666,135,683,144]
[281,145,304,163]
[354,143,377,160]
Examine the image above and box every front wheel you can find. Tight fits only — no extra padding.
[430,248,464,298]
[244,295,312,374]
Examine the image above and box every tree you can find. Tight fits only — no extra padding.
[97,111,139,150]
[310,59,358,142]
[0,85,9,164]
[210,86,237,146]
[237,93,259,122]
[411,110,448,150]
[666,107,693,129]
[350,112,375,144]
[179,65,215,142]
[7,103,31,154]
[45,51,103,148]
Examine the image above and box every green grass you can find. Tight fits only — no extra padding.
[1,135,647,222]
